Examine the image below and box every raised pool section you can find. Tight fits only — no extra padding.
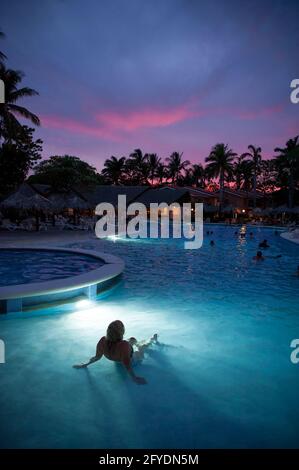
[0,247,124,313]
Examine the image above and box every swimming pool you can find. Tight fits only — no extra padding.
[0,249,105,286]
[0,247,124,313]
[0,225,298,448]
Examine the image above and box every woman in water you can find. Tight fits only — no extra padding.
[73,320,158,385]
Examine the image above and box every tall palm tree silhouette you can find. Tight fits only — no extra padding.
[205,143,236,211]
[166,151,190,185]
[0,63,40,142]
[241,145,262,208]
[274,136,299,208]
[102,156,126,185]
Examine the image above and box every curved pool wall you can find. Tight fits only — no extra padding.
[0,247,125,314]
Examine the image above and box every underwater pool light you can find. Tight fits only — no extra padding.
[76,299,94,310]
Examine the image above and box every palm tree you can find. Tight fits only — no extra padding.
[205,143,236,210]
[191,163,205,187]
[156,162,166,185]
[241,145,262,207]
[274,136,299,208]
[147,153,161,186]
[0,63,40,142]
[101,156,126,185]
[233,155,253,190]
[0,31,7,63]
[127,148,150,184]
[166,151,190,185]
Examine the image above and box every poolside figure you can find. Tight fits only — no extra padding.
[259,239,270,248]
[73,320,158,385]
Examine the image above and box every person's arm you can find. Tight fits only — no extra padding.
[73,337,105,368]
[121,343,147,384]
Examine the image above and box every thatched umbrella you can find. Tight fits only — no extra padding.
[48,193,90,211]
[48,193,91,225]
[1,191,52,230]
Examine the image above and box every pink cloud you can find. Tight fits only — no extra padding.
[234,104,284,120]
[41,104,198,141]
[95,105,198,131]
[40,114,121,141]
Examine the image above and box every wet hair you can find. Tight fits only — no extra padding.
[257,251,263,257]
[106,320,125,345]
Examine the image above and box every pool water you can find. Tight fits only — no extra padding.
[0,225,299,448]
[0,249,105,286]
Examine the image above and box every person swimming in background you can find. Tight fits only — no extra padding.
[206,230,210,235]
[259,239,270,248]
[210,240,215,246]
[250,232,254,238]
[253,250,282,261]
[234,231,238,236]
[253,250,265,261]
[73,320,158,385]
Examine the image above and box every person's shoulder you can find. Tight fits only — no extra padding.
[119,340,131,354]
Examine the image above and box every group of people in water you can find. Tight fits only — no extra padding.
[206,228,285,262]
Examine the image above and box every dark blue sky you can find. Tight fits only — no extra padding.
[1,0,299,170]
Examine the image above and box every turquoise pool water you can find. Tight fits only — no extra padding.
[0,225,298,448]
[0,249,104,286]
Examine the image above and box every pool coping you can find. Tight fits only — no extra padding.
[280,231,299,245]
[0,246,125,300]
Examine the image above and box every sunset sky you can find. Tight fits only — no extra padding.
[1,0,299,171]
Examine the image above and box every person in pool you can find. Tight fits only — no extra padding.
[259,239,270,248]
[253,250,282,261]
[73,320,158,385]
[253,250,265,261]
[210,240,215,246]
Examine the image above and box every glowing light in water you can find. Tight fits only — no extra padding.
[76,299,94,310]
